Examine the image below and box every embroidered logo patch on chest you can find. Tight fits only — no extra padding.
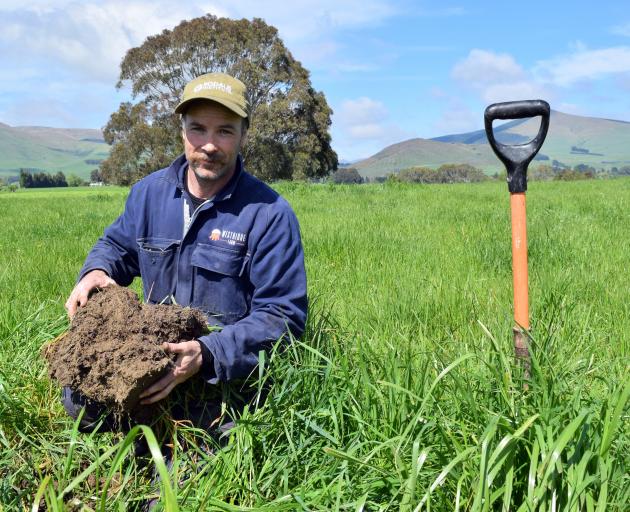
[210,228,247,246]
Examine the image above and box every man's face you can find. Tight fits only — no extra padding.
[182,101,246,187]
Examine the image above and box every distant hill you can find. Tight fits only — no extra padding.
[0,123,110,180]
[353,139,496,178]
[354,110,630,178]
[3,109,629,182]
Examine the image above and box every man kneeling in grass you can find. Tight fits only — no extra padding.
[63,72,307,442]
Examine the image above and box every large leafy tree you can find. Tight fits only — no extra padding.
[101,15,337,184]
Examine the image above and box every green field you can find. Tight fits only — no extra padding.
[0,181,628,510]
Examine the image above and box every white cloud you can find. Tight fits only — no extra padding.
[453,46,630,96]
[611,22,630,37]
[232,0,396,40]
[0,0,399,132]
[223,0,398,72]
[0,2,219,83]
[338,97,390,141]
[567,40,588,52]
[349,124,388,139]
[0,0,397,84]
[213,0,398,51]
[451,49,552,108]
[0,1,73,9]
[481,81,549,104]
[338,97,388,129]
[533,46,630,87]
[433,101,478,135]
[448,44,630,130]
[333,96,413,160]
[452,49,524,85]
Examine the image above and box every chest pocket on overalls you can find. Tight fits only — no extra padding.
[136,237,180,304]
[191,243,249,324]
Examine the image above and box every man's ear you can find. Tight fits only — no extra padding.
[240,126,249,147]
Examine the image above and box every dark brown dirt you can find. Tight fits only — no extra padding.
[44,286,208,416]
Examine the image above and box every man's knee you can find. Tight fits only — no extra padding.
[61,387,116,433]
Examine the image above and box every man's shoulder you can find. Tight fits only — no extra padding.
[238,171,289,210]
[237,172,299,225]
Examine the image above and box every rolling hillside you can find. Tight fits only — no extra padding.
[2,109,629,182]
[0,123,110,180]
[353,139,497,178]
[354,110,630,178]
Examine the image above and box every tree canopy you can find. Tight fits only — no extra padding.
[394,164,489,184]
[19,170,68,188]
[331,167,363,184]
[101,15,337,185]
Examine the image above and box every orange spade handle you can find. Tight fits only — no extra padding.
[510,193,529,330]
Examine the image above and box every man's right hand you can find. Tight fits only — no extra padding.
[65,269,116,318]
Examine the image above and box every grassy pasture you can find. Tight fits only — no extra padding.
[0,180,628,510]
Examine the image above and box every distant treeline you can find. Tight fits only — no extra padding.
[529,163,630,181]
[330,163,630,185]
[392,164,489,184]
[330,164,489,184]
[331,164,489,184]
[5,162,630,190]
[19,169,68,188]
[17,169,97,188]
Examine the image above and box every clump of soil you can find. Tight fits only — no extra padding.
[44,286,208,417]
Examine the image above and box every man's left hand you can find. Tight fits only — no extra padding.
[139,340,203,405]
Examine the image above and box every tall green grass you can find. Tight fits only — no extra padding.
[0,180,628,510]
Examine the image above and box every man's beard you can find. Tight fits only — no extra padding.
[189,155,230,183]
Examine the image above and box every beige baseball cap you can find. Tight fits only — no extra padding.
[175,72,248,118]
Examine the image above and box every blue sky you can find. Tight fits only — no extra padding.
[1,0,630,161]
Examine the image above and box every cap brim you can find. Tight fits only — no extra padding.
[174,97,247,118]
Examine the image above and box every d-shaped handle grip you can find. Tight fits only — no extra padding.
[484,100,550,193]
